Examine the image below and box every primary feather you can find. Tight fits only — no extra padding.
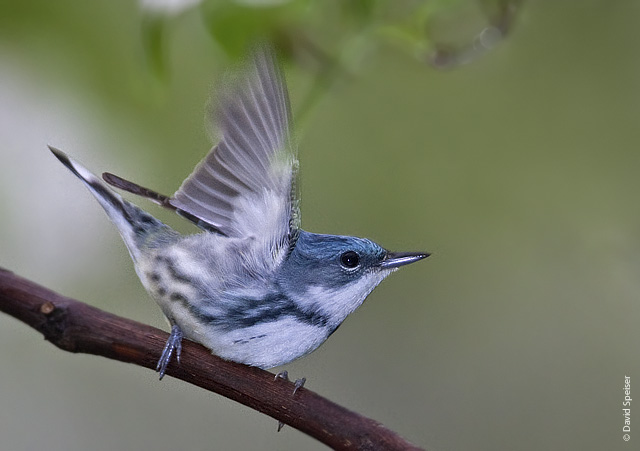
[172,47,299,247]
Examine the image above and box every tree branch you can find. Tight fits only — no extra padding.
[0,267,424,450]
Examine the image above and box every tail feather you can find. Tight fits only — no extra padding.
[49,146,170,262]
[102,171,176,210]
[102,170,224,235]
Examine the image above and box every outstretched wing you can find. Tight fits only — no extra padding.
[172,47,299,247]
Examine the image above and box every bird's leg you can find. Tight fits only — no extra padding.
[274,371,307,431]
[156,324,183,380]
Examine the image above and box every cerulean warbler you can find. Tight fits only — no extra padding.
[49,48,428,379]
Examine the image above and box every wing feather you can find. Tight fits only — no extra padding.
[171,46,298,248]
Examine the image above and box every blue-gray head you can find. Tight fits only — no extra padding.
[278,231,428,326]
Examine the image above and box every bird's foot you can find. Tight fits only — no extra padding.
[274,370,306,394]
[274,370,306,431]
[156,324,183,380]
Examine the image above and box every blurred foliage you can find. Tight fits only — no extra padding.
[140,0,523,124]
[143,0,523,72]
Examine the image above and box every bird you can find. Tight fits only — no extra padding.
[49,46,429,380]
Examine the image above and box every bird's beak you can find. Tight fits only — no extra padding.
[380,251,430,269]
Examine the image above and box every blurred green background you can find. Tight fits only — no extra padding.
[1,1,639,450]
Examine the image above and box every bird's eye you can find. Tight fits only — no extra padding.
[340,251,360,269]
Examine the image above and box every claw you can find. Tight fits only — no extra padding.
[274,370,289,382]
[292,377,306,395]
[274,370,306,431]
[156,324,183,380]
